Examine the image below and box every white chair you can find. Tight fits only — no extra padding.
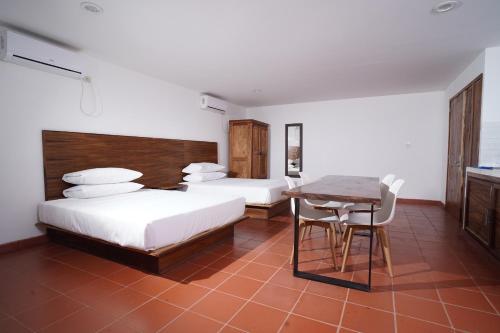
[345,174,396,213]
[285,176,347,269]
[298,172,352,237]
[298,171,313,185]
[340,179,404,277]
[299,172,328,205]
[299,172,353,209]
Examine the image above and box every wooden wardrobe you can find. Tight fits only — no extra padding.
[228,119,269,179]
[445,74,483,220]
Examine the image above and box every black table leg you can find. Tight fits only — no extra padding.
[368,203,374,290]
[293,198,300,274]
[292,200,374,292]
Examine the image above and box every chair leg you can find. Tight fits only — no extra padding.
[341,225,350,255]
[341,226,354,273]
[327,226,338,270]
[331,224,339,256]
[308,225,313,234]
[379,228,394,277]
[300,224,308,242]
[331,224,337,248]
[376,228,386,262]
[334,223,343,247]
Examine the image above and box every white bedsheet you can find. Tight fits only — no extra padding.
[183,178,288,205]
[38,189,245,251]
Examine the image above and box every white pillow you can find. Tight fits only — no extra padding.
[183,172,226,183]
[182,163,225,174]
[62,168,142,185]
[63,182,144,199]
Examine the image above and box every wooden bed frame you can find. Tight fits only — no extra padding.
[245,198,290,219]
[38,217,246,274]
[41,130,247,273]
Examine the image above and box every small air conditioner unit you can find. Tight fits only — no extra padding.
[0,28,85,79]
[200,95,227,113]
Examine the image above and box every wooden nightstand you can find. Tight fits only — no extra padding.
[148,184,185,191]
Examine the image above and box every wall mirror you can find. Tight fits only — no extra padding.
[285,123,303,177]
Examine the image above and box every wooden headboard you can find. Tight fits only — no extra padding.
[42,130,218,200]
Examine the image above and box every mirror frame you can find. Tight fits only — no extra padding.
[285,123,303,178]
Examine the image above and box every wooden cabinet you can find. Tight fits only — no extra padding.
[494,185,500,258]
[446,75,482,220]
[229,119,269,179]
[464,170,500,259]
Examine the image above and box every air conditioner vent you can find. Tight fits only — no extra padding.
[12,54,83,75]
[0,28,85,79]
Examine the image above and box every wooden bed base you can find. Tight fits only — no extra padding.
[39,216,247,274]
[245,198,290,219]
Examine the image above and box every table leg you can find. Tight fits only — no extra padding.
[368,203,374,290]
[292,197,373,292]
[293,198,300,274]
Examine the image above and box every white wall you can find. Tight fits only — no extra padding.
[445,52,485,99]
[480,47,500,167]
[247,91,447,201]
[0,57,245,245]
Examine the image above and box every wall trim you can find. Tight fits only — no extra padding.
[0,234,48,254]
[397,198,444,207]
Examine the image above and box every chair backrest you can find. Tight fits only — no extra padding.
[380,174,396,205]
[284,176,298,215]
[376,179,404,225]
[298,172,311,185]
[381,174,395,187]
[284,176,296,190]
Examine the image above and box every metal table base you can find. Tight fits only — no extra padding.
[292,199,374,292]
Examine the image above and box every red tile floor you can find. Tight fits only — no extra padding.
[1,204,500,332]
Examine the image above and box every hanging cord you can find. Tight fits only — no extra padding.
[80,76,103,117]
[221,111,228,133]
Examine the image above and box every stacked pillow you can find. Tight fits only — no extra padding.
[182,162,226,183]
[62,168,143,199]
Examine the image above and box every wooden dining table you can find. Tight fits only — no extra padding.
[282,175,382,292]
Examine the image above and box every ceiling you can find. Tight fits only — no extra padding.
[1,0,500,107]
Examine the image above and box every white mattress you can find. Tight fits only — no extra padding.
[183,178,288,205]
[38,189,245,251]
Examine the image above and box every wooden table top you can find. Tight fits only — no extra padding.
[282,175,381,204]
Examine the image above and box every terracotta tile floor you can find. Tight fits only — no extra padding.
[1,204,500,332]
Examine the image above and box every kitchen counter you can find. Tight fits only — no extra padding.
[466,167,500,182]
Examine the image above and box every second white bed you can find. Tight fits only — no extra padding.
[182,178,288,205]
[38,189,245,251]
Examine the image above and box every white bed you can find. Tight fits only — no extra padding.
[38,189,245,251]
[182,178,288,205]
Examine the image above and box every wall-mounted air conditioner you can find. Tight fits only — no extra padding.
[0,28,85,79]
[200,94,228,113]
